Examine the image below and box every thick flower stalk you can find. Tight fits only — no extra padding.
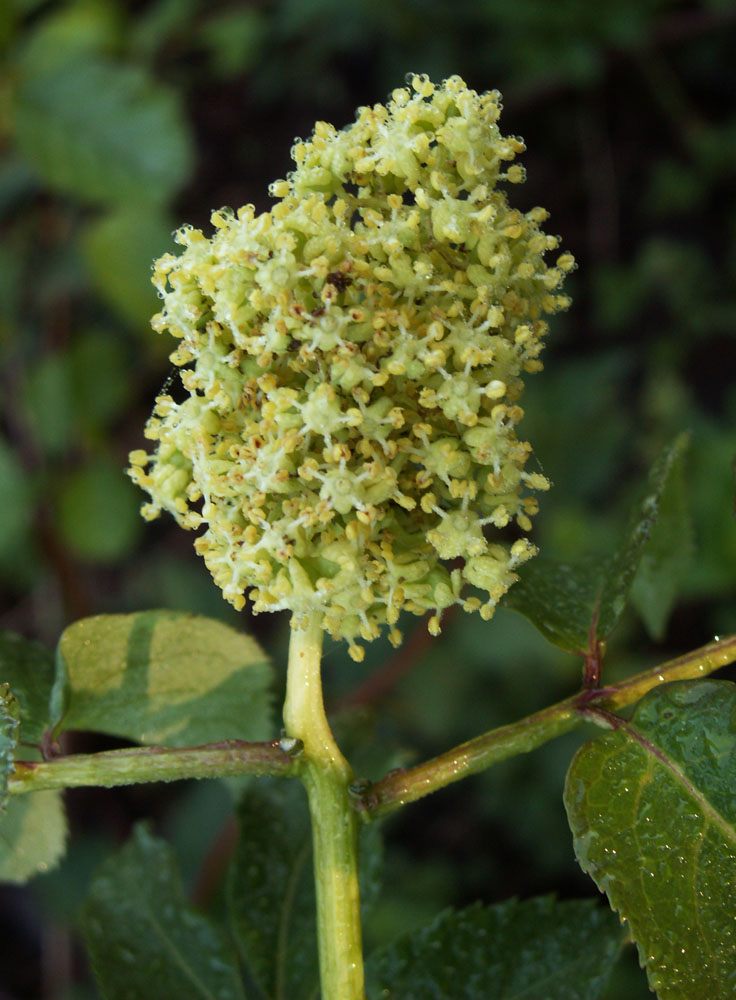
[129,74,573,659]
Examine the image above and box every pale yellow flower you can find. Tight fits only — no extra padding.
[129,74,573,659]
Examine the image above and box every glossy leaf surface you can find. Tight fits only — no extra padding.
[630,442,692,639]
[0,631,54,745]
[82,824,245,1000]
[596,433,690,637]
[565,680,736,999]
[502,556,604,653]
[0,791,67,883]
[53,611,273,746]
[365,896,626,999]
[228,779,382,1000]
[0,684,18,815]
[228,780,318,1000]
[504,435,689,652]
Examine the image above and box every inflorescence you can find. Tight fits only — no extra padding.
[129,74,574,660]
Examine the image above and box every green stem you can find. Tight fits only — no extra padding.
[283,613,365,1000]
[9,739,302,794]
[356,633,736,819]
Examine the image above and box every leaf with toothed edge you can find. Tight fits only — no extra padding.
[0,679,67,884]
[0,684,19,817]
[630,439,692,640]
[503,433,691,653]
[82,824,245,1000]
[228,779,319,1000]
[501,555,604,653]
[0,631,55,746]
[228,778,383,1000]
[565,679,736,999]
[365,895,627,999]
[596,432,690,638]
[0,791,67,884]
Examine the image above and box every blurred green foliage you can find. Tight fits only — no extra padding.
[0,0,734,996]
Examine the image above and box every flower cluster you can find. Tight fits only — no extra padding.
[129,74,573,659]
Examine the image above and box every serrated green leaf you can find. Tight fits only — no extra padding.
[597,433,690,637]
[81,206,175,329]
[12,57,193,205]
[630,446,692,639]
[564,680,736,999]
[0,630,54,745]
[502,557,605,653]
[0,790,67,883]
[0,684,19,815]
[503,434,690,652]
[82,824,246,1000]
[228,779,382,1000]
[365,896,626,1000]
[53,611,273,746]
[55,459,143,562]
[229,780,317,999]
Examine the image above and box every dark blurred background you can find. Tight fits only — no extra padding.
[1,0,735,996]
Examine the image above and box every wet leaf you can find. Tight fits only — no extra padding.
[228,780,318,1000]
[597,433,690,637]
[53,611,273,746]
[228,779,382,999]
[0,684,19,815]
[565,680,736,999]
[630,443,692,639]
[502,556,604,653]
[504,435,690,652]
[82,824,245,1000]
[0,791,67,883]
[0,630,54,745]
[365,896,626,999]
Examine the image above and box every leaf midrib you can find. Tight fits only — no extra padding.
[128,874,244,1000]
[619,718,736,850]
